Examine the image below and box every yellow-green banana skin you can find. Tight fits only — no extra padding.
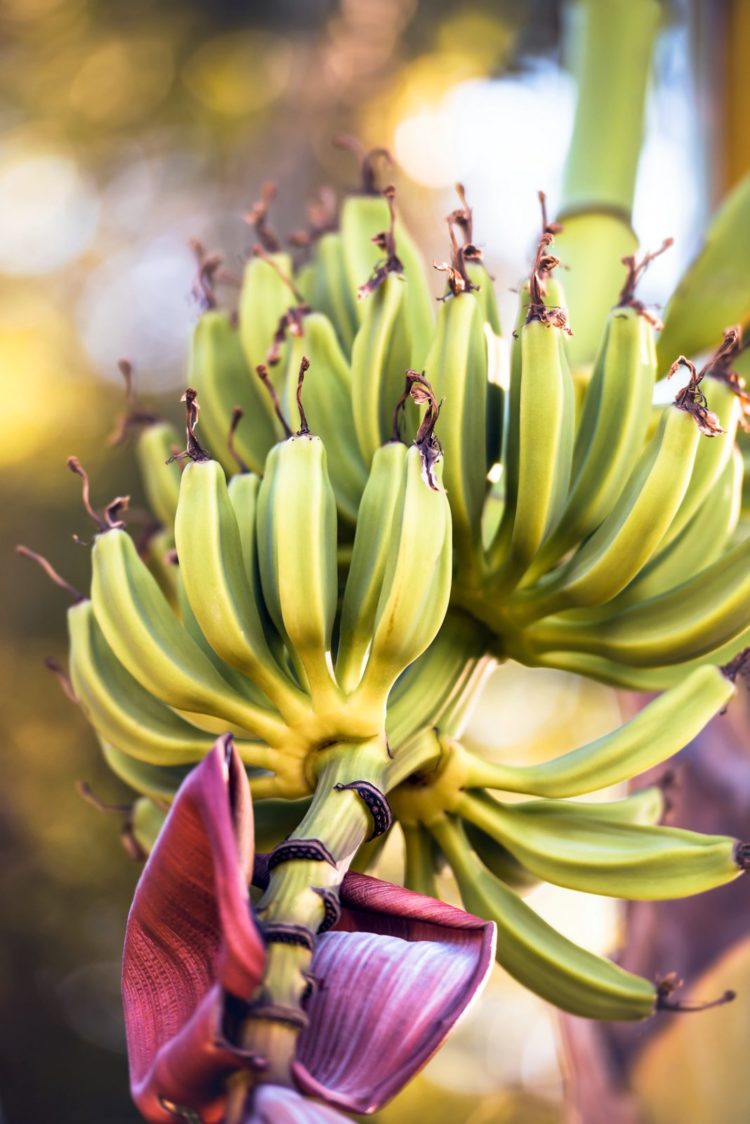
[190,310,280,475]
[135,422,182,528]
[433,817,656,1020]
[465,664,733,798]
[457,790,744,899]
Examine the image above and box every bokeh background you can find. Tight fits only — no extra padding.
[2,1,749,1121]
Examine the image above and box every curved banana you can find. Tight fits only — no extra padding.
[489,308,575,591]
[189,310,281,475]
[353,441,453,711]
[306,231,359,353]
[135,421,182,528]
[256,430,340,708]
[433,815,657,1020]
[605,445,743,608]
[340,191,433,361]
[69,599,271,768]
[402,823,440,897]
[462,662,734,797]
[335,440,408,694]
[424,291,487,570]
[525,533,750,667]
[282,315,368,522]
[655,375,740,552]
[238,250,300,381]
[456,789,746,899]
[174,453,307,720]
[350,274,413,465]
[509,399,704,620]
[528,304,656,577]
[90,527,287,744]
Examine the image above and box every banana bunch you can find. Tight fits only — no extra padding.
[389,655,749,1020]
[33,119,750,1034]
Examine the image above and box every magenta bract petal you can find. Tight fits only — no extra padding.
[293,872,496,1114]
[123,738,265,1123]
[247,1083,352,1123]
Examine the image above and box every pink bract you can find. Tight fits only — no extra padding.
[123,739,496,1122]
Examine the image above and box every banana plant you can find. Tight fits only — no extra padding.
[20,0,750,1119]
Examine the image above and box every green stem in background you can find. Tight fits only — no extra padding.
[561,0,661,214]
[555,0,662,367]
[225,737,390,1120]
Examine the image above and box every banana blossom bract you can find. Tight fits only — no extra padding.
[123,742,495,1122]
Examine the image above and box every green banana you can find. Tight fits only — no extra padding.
[424,291,488,569]
[90,527,287,744]
[69,599,269,767]
[463,821,540,893]
[335,440,408,694]
[174,453,307,720]
[350,274,413,465]
[189,310,281,475]
[655,374,740,552]
[282,313,368,522]
[238,250,300,382]
[134,421,182,528]
[140,527,179,610]
[433,815,658,1020]
[528,303,657,577]
[256,429,340,708]
[489,313,575,589]
[461,663,734,797]
[525,533,750,668]
[307,231,359,353]
[604,445,743,608]
[456,789,745,899]
[100,740,195,800]
[386,610,493,747]
[339,191,433,361]
[509,399,704,619]
[353,440,453,710]
[131,796,169,854]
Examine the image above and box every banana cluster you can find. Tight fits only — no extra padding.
[39,148,750,1024]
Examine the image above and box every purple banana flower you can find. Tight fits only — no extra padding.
[123,740,496,1122]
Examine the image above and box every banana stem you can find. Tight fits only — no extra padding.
[226,737,391,1115]
[561,0,662,216]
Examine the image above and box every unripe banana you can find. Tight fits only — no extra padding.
[134,421,182,528]
[489,314,575,589]
[340,191,433,363]
[528,304,657,576]
[131,796,169,855]
[457,789,746,899]
[174,453,307,720]
[433,816,657,1020]
[655,374,740,552]
[462,662,734,797]
[69,599,246,766]
[307,230,359,353]
[354,441,452,709]
[424,291,488,569]
[140,526,179,610]
[350,274,413,465]
[510,400,704,619]
[189,310,281,474]
[256,429,340,707]
[606,446,743,608]
[90,527,287,744]
[402,823,440,897]
[335,440,408,694]
[283,316,368,522]
[238,250,299,381]
[100,740,195,801]
[464,822,540,893]
[526,533,750,668]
